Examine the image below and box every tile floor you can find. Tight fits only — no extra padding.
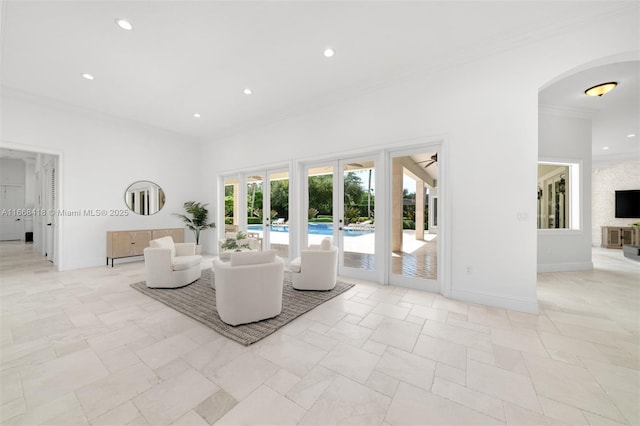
[1,242,638,425]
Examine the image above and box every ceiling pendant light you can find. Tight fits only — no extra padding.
[584,82,617,97]
[116,18,133,31]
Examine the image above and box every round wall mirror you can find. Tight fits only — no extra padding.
[125,180,165,215]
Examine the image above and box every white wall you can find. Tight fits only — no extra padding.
[0,158,26,185]
[24,159,36,209]
[593,162,640,246]
[537,112,593,272]
[201,11,637,313]
[1,90,204,270]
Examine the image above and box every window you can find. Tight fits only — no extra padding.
[537,161,580,230]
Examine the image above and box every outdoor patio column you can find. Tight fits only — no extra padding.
[392,159,403,252]
[415,180,425,240]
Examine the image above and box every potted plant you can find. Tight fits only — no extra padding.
[220,231,251,252]
[174,201,215,253]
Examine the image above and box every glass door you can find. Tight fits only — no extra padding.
[223,176,240,233]
[246,172,265,245]
[268,169,290,259]
[243,169,291,259]
[388,149,439,292]
[340,157,376,279]
[304,156,378,280]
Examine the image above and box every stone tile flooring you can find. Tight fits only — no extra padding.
[1,242,638,425]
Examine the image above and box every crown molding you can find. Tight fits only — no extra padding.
[538,104,594,120]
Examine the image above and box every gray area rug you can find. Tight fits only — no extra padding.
[131,269,354,346]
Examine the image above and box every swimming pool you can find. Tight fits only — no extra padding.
[247,223,373,237]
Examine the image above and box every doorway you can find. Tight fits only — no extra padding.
[0,147,60,267]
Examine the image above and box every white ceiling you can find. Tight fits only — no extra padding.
[539,60,639,167]
[1,1,638,167]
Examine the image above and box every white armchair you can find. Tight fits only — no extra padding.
[143,236,202,288]
[212,250,284,326]
[290,237,338,290]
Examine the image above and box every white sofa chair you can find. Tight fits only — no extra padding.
[143,236,202,288]
[212,250,284,326]
[290,237,338,290]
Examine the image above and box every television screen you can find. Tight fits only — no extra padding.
[615,190,640,218]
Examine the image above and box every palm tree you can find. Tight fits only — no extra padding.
[174,201,215,245]
[367,169,372,218]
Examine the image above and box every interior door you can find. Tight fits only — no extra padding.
[304,156,378,281]
[44,164,55,262]
[0,185,25,240]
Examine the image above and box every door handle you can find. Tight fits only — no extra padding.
[15,218,21,221]
[47,223,52,226]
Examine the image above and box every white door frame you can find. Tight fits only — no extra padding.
[385,141,448,295]
[2,142,63,269]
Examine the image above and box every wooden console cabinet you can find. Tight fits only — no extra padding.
[106,228,184,266]
[601,226,638,249]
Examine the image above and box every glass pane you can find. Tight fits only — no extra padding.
[270,170,289,258]
[246,174,264,248]
[537,164,569,229]
[307,165,334,246]
[391,152,438,280]
[343,161,375,270]
[223,176,239,232]
[246,174,263,221]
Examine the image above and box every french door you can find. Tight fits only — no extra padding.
[221,168,290,259]
[303,155,378,281]
[387,147,440,292]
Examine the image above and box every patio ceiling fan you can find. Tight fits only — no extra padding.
[416,153,438,168]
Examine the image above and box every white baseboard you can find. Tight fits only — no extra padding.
[451,289,539,314]
[537,261,593,273]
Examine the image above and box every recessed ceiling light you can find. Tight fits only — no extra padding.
[323,48,335,58]
[627,133,636,138]
[602,146,609,150]
[243,88,252,95]
[116,18,133,31]
[193,113,201,118]
[81,73,94,80]
[584,82,617,97]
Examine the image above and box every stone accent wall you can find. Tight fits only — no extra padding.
[592,162,640,246]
